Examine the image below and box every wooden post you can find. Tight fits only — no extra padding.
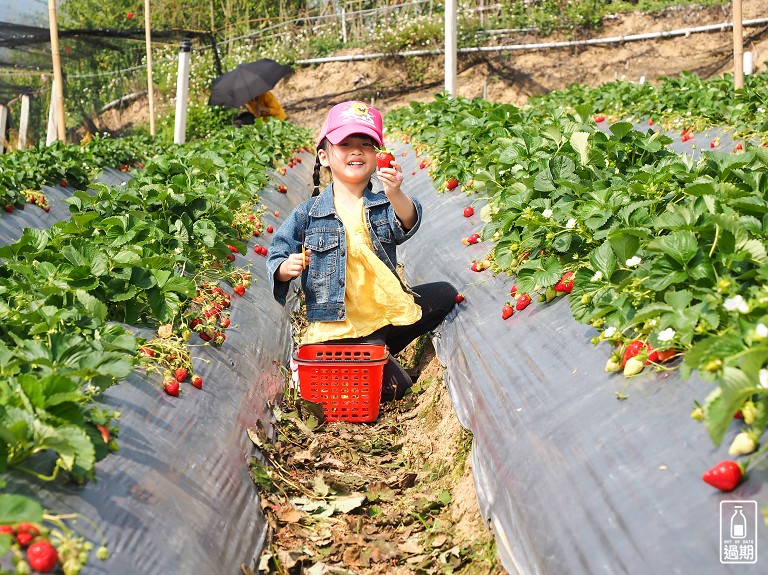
[445,0,457,95]
[48,0,66,142]
[733,0,744,89]
[341,8,347,44]
[18,95,30,150]
[0,105,7,154]
[145,0,156,136]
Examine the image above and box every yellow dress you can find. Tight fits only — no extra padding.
[303,196,422,344]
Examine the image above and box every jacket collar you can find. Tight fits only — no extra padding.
[309,181,389,217]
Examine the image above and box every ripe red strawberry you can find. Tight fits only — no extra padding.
[466,233,480,245]
[554,271,575,293]
[60,180,67,187]
[376,149,395,170]
[515,294,531,310]
[220,316,231,328]
[702,460,743,491]
[226,253,236,262]
[621,339,646,367]
[174,368,188,382]
[593,114,606,123]
[26,540,59,573]
[16,531,34,548]
[0,525,14,535]
[164,379,180,396]
[274,210,280,217]
[733,142,744,152]
[234,284,246,296]
[199,331,212,341]
[227,244,239,253]
[214,332,226,345]
[191,375,203,389]
[266,225,274,233]
[277,184,287,193]
[419,161,427,169]
[446,177,459,191]
[126,12,134,19]
[16,523,40,538]
[3,205,12,213]
[455,293,465,304]
[139,347,155,357]
[463,206,474,218]
[648,118,654,126]
[501,304,514,320]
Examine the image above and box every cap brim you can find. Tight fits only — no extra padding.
[324,125,383,147]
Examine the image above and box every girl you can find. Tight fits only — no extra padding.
[267,100,457,401]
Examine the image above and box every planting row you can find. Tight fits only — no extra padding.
[387,91,768,497]
[0,119,312,573]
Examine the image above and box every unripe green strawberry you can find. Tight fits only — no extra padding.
[741,401,758,425]
[623,356,645,377]
[605,356,622,372]
[728,432,757,456]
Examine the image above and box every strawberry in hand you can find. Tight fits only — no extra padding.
[376,148,395,170]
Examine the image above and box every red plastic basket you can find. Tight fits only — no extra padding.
[293,344,389,422]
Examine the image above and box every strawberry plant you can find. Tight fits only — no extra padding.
[387,93,768,495]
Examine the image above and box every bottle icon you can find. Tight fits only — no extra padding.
[731,506,747,539]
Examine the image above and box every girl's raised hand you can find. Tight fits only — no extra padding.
[377,160,405,198]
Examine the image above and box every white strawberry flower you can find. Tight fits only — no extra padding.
[542,208,553,218]
[626,256,642,267]
[566,218,577,229]
[723,295,749,314]
[591,271,603,282]
[759,368,768,389]
[755,323,768,339]
[657,328,676,342]
[603,326,616,338]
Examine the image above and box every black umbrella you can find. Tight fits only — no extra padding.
[208,58,291,108]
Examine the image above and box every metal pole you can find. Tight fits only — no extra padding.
[733,0,744,89]
[444,0,457,95]
[145,0,156,136]
[174,40,192,145]
[48,0,66,142]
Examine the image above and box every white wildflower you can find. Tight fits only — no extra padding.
[566,218,577,229]
[657,328,676,342]
[759,368,768,389]
[591,271,603,282]
[542,208,553,218]
[626,256,642,267]
[755,323,768,339]
[723,295,749,314]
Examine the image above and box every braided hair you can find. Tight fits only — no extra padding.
[312,139,329,197]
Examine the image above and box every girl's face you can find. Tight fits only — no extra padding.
[319,135,377,186]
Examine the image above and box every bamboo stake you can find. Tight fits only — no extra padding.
[445,0,457,95]
[733,0,744,89]
[145,0,156,136]
[47,0,66,142]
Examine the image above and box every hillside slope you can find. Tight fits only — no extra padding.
[273,1,768,130]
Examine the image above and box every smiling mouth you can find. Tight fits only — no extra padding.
[348,161,364,166]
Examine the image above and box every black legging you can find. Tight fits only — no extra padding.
[325,281,458,401]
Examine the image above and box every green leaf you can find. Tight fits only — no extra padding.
[0,494,43,524]
[570,131,590,166]
[609,234,640,264]
[704,367,759,445]
[589,242,617,278]
[75,290,107,323]
[654,231,699,266]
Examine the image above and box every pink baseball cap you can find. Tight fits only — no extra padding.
[316,101,383,148]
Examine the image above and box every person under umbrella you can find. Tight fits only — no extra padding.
[244,90,286,121]
[208,58,290,124]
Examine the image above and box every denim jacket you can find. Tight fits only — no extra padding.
[267,181,422,322]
